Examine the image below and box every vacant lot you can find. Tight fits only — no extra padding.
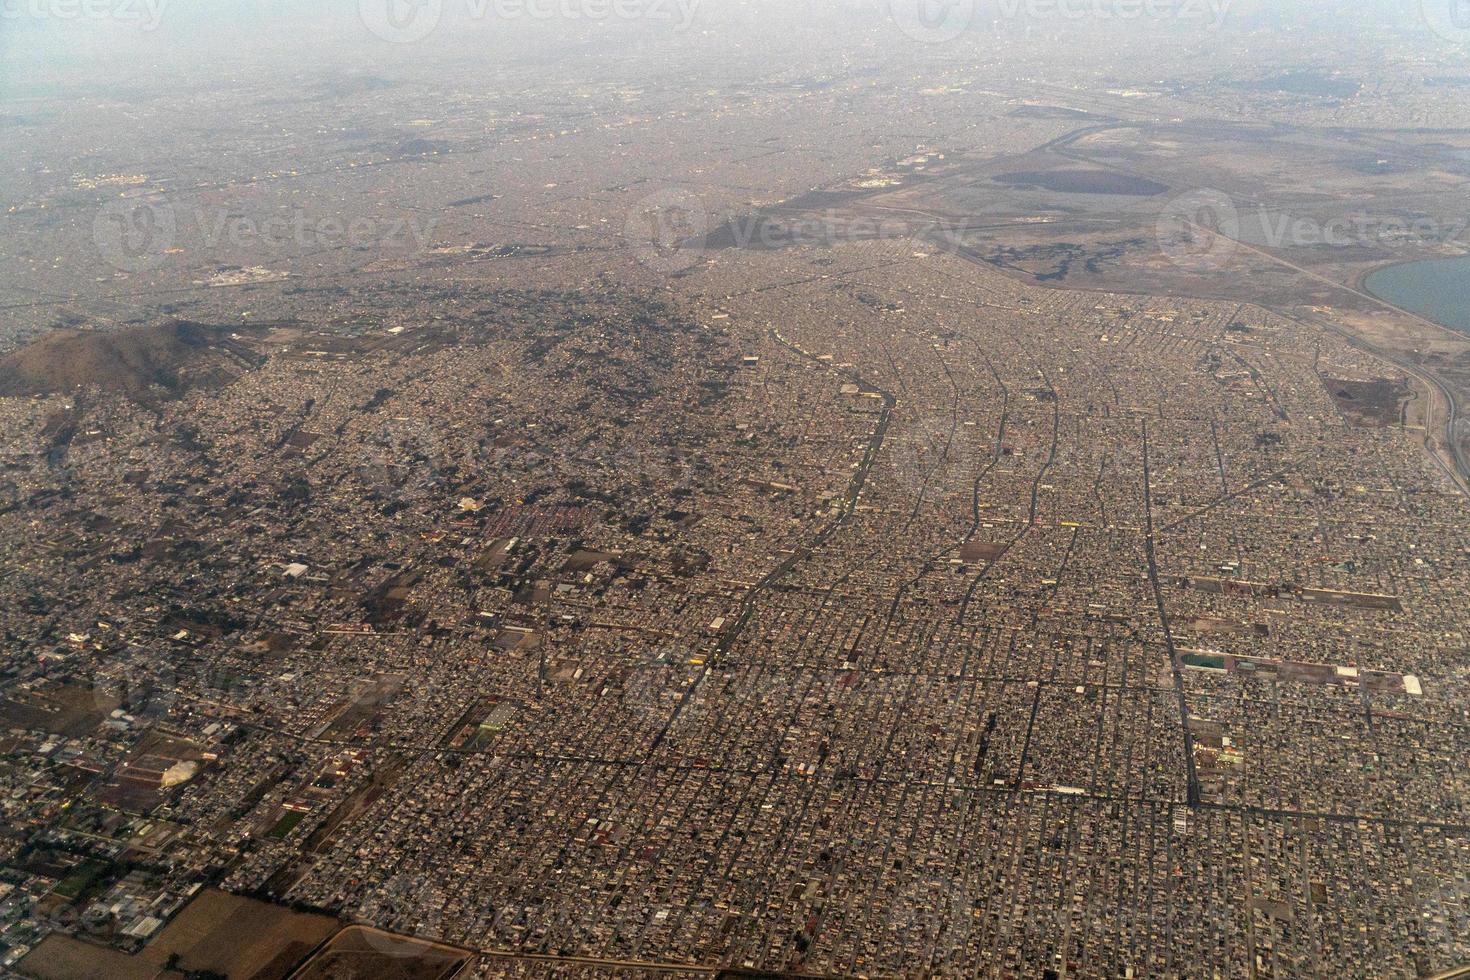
[289,926,471,980]
[0,679,116,737]
[20,889,338,980]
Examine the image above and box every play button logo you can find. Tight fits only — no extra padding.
[887,0,978,44]
[1424,0,1470,43]
[360,0,444,43]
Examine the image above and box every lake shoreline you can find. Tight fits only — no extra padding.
[1364,254,1470,336]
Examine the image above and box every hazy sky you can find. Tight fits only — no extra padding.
[2,0,1465,102]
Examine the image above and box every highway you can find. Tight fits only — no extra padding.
[1180,218,1470,496]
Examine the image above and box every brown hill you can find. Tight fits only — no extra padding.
[0,321,265,400]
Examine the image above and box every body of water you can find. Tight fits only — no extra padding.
[1364,256,1470,335]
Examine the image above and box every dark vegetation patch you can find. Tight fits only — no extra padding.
[1322,375,1411,427]
[982,239,1142,281]
[1246,70,1361,100]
